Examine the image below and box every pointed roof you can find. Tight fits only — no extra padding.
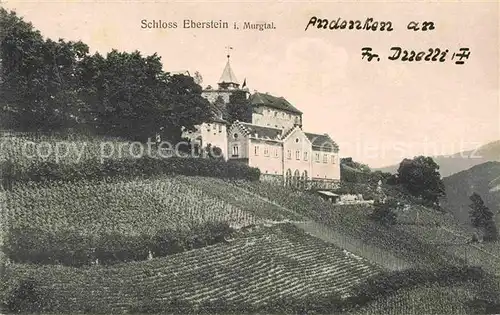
[249,92,303,114]
[218,57,239,84]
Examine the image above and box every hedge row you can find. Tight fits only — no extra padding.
[3,222,234,267]
[3,265,498,314]
[1,156,260,188]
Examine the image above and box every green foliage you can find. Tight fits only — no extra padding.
[205,143,223,160]
[340,157,391,185]
[469,193,498,242]
[2,155,260,187]
[370,199,398,226]
[395,156,445,205]
[0,8,88,131]
[0,9,212,139]
[350,267,485,309]
[1,277,52,313]
[1,223,379,314]
[3,222,234,266]
[225,90,252,123]
[341,157,371,173]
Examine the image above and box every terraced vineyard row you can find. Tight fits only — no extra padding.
[5,224,382,313]
[3,176,259,235]
[351,283,475,315]
[178,176,304,221]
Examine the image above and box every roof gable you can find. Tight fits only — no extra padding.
[249,92,302,115]
[234,121,283,141]
[282,125,311,145]
[305,132,339,152]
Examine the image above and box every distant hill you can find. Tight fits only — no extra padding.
[376,140,500,177]
[441,161,500,227]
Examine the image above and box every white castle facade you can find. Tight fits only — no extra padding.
[183,55,340,188]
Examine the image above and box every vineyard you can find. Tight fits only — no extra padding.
[3,133,500,313]
[177,177,462,269]
[2,224,382,314]
[4,176,261,235]
[351,283,476,315]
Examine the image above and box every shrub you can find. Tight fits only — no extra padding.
[1,156,260,189]
[347,266,487,309]
[1,277,53,313]
[370,200,398,226]
[3,222,235,266]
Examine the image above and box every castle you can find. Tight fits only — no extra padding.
[183,55,340,189]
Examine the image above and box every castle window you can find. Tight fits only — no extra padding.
[323,154,328,163]
[274,148,279,158]
[287,150,292,159]
[255,145,259,156]
[218,125,222,133]
[331,155,335,164]
[264,147,269,156]
[274,111,277,117]
[315,153,320,162]
[304,152,308,161]
[232,145,239,157]
[295,138,299,143]
[207,124,211,131]
[233,133,238,139]
[295,150,300,160]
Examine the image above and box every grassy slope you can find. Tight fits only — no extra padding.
[351,283,476,315]
[3,168,500,313]
[4,224,381,313]
[3,175,285,237]
[442,161,500,227]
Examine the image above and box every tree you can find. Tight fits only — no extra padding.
[225,90,252,123]
[396,156,445,205]
[1,8,89,131]
[205,143,223,160]
[78,51,212,142]
[1,9,212,140]
[193,71,203,86]
[469,193,498,242]
[370,199,398,226]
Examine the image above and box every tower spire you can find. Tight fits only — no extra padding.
[218,47,239,90]
[225,46,233,59]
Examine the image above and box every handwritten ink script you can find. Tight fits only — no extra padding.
[362,47,471,65]
[305,16,470,65]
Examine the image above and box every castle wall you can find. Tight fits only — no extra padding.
[200,122,228,159]
[311,150,340,180]
[248,139,283,176]
[282,128,312,179]
[252,107,301,130]
[182,122,228,159]
[227,125,250,160]
[202,90,232,104]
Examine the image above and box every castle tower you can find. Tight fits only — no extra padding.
[202,52,246,105]
[218,54,240,90]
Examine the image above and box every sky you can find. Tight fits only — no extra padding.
[2,0,499,167]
